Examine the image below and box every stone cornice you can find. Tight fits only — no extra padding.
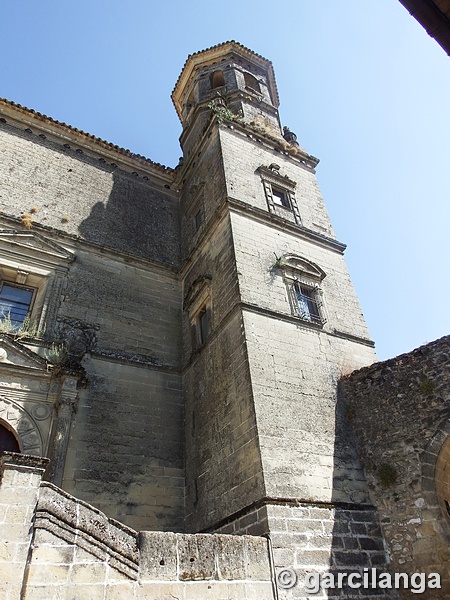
[0,452,49,475]
[228,197,346,254]
[241,303,375,348]
[0,98,176,185]
[221,119,320,171]
[201,495,377,534]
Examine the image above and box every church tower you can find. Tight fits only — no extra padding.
[173,44,386,591]
[0,41,415,598]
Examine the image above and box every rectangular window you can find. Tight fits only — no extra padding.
[294,283,321,324]
[272,187,290,209]
[0,283,34,327]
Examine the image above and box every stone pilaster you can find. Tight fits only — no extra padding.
[45,375,79,487]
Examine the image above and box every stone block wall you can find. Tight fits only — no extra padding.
[340,335,450,598]
[0,119,179,265]
[182,213,265,532]
[0,115,186,532]
[0,454,48,600]
[228,206,376,506]
[220,128,335,239]
[62,357,184,531]
[215,500,395,599]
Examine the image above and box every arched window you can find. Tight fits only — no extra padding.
[244,72,260,93]
[0,420,21,453]
[276,255,327,326]
[210,70,225,89]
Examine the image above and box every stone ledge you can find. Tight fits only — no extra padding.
[138,531,271,583]
[0,452,49,477]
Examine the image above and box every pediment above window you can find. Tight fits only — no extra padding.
[0,335,48,373]
[256,165,296,190]
[277,254,326,282]
[0,230,75,270]
[183,275,212,313]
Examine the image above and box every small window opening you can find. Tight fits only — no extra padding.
[244,72,261,93]
[198,307,209,345]
[211,70,225,89]
[186,89,195,112]
[272,188,290,209]
[195,210,202,231]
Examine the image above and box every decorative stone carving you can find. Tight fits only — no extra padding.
[56,318,99,368]
[282,125,299,146]
[0,396,43,455]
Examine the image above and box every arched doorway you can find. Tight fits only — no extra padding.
[0,419,21,453]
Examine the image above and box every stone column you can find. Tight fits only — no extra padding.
[0,452,49,600]
[45,375,79,487]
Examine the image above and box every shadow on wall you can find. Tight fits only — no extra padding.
[328,394,395,599]
[78,170,180,265]
[337,335,450,599]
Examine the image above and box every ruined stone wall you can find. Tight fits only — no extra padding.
[340,336,450,598]
[0,454,275,600]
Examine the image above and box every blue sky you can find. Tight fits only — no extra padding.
[2,1,449,360]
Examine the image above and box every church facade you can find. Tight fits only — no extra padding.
[0,41,448,599]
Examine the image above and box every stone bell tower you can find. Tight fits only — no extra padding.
[174,42,389,598]
[172,40,281,157]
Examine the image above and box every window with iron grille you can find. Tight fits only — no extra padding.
[293,282,322,324]
[276,254,327,326]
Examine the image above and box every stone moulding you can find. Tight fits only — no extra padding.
[0,451,49,476]
[35,482,139,578]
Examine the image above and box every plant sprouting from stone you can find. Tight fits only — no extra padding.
[377,463,397,488]
[0,313,46,340]
[20,213,33,229]
[419,379,435,395]
[207,101,243,124]
[44,343,68,365]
